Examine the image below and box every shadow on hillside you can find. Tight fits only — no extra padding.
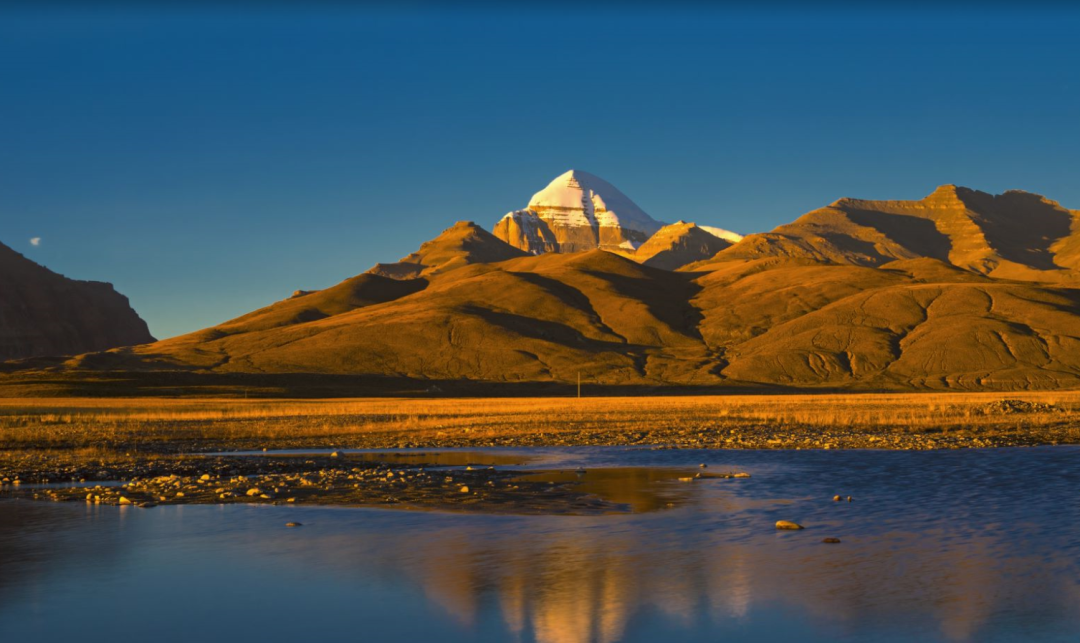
[0,370,815,399]
[460,305,651,353]
[845,210,953,262]
[582,269,704,340]
[964,191,1075,271]
[505,272,628,341]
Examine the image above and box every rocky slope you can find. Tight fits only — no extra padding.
[493,170,666,253]
[705,185,1080,282]
[0,241,153,360]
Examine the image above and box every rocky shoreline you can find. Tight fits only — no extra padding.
[0,451,748,514]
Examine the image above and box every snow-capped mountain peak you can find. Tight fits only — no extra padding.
[494,170,665,254]
[525,170,663,235]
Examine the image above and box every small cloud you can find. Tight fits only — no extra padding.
[30,237,41,247]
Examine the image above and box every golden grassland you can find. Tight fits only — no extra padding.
[1,391,1078,452]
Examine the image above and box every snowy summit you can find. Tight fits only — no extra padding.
[493,170,666,254]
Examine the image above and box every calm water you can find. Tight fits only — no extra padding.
[2,447,1080,643]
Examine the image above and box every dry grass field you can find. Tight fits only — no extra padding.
[1,391,1078,453]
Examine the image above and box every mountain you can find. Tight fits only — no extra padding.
[704,185,1080,282]
[632,221,735,270]
[368,221,527,279]
[493,170,666,254]
[0,241,153,360]
[14,183,1080,394]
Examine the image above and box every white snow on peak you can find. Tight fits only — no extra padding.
[700,226,744,244]
[527,170,664,235]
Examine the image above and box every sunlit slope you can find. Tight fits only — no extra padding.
[716,277,1080,389]
[368,221,527,279]
[89,249,717,384]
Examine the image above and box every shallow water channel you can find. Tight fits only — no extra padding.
[2,446,1079,642]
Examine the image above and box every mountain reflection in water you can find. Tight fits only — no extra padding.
[2,447,1080,643]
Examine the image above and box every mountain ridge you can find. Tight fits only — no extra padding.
[704,184,1080,282]
[8,180,1080,394]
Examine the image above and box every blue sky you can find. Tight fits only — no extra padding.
[2,3,1078,338]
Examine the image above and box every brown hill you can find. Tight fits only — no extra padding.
[367,221,527,279]
[633,221,734,270]
[705,185,1080,282]
[0,241,153,360]
[25,184,1080,393]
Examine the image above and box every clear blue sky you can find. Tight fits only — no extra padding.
[2,3,1078,339]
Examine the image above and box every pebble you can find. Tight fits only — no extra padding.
[775,520,804,530]
[822,538,842,544]
[833,495,843,501]
[459,486,470,493]
[285,522,302,528]
[118,496,133,505]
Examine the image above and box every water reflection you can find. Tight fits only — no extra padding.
[2,448,1080,642]
[514,467,742,512]
[300,516,1080,643]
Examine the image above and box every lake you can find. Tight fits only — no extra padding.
[2,446,1079,642]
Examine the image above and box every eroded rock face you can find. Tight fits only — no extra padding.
[713,185,1080,282]
[493,170,666,254]
[0,242,153,360]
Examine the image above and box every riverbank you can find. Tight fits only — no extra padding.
[0,392,1076,511]
[1,392,1077,453]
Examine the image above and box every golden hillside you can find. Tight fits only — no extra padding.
[632,221,734,270]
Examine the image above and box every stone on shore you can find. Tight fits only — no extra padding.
[776,520,804,530]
